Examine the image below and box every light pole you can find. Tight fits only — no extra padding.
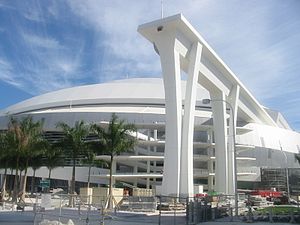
[202,98,239,216]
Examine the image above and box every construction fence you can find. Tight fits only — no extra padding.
[30,193,186,225]
[4,192,300,224]
[187,194,300,224]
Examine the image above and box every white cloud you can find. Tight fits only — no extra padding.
[67,0,161,77]
[23,10,43,22]
[0,58,22,88]
[22,33,62,49]
[47,2,59,19]
[0,31,86,95]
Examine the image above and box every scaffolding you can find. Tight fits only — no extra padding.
[261,168,288,192]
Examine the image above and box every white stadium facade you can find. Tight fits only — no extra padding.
[1,14,300,198]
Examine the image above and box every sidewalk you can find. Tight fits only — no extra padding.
[198,217,291,225]
[0,210,294,225]
[0,211,33,225]
[200,222,291,225]
[0,209,185,225]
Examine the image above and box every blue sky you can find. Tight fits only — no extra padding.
[0,0,299,130]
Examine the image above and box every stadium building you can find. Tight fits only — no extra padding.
[1,14,300,197]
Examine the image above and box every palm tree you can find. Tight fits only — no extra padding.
[5,124,20,202]
[81,144,107,189]
[9,116,44,200]
[4,156,17,199]
[29,156,44,196]
[42,141,65,180]
[91,113,137,209]
[0,132,10,201]
[81,148,97,189]
[7,116,44,202]
[56,120,90,206]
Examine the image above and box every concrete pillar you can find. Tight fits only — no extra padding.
[147,129,151,189]
[153,129,158,183]
[146,160,150,189]
[211,91,228,194]
[155,34,182,197]
[133,165,138,187]
[153,129,158,140]
[147,129,151,141]
[180,42,202,197]
[134,142,138,187]
[207,129,214,191]
[227,85,240,195]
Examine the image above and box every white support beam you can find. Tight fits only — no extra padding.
[211,91,228,194]
[147,131,151,189]
[154,33,183,197]
[198,63,230,95]
[227,85,240,195]
[180,41,203,197]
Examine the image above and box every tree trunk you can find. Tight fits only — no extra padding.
[48,169,52,180]
[87,164,91,189]
[21,159,29,201]
[12,157,19,203]
[72,159,76,195]
[9,169,13,198]
[20,174,27,201]
[108,154,114,209]
[30,169,36,196]
[0,167,7,201]
[48,169,52,193]
[69,159,76,207]
[18,170,23,201]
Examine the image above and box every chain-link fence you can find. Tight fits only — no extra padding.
[30,194,187,225]
[187,194,237,223]
[186,194,300,224]
[157,196,187,225]
[33,194,105,225]
[5,192,300,224]
[240,194,300,223]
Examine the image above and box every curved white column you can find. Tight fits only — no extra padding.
[154,34,182,197]
[180,42,203,197]
[227,85,240,195]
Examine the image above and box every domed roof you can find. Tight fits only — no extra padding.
[1,78,209,115]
